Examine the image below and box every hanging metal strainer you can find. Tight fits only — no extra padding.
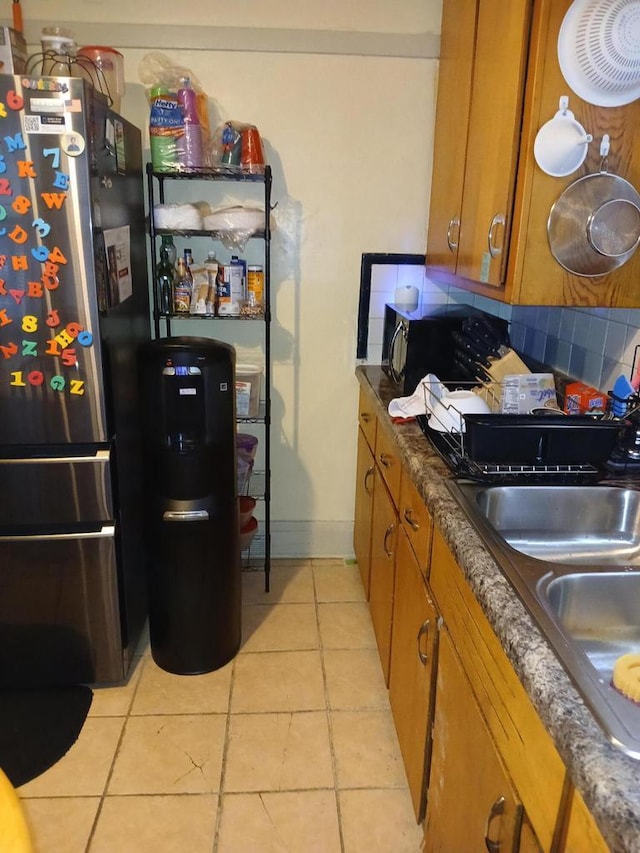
[558,0,640,107]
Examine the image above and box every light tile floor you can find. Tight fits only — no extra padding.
[18,559,424,853]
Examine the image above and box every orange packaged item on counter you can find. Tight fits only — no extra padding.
[563,382,607,414]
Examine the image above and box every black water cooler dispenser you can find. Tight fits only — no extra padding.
[139,337,241,674]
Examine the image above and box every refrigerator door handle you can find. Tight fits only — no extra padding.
[0,450,110,464]
[162,510,210,522]
[0,526,115,542]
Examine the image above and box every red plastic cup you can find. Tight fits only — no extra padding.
[241,127,265,172]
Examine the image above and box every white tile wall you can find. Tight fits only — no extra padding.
[361,263,640,396]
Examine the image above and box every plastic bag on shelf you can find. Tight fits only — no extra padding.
[153,201,211,230]
[210,120,266,173]
[140,52,211,172]
[203,204,269,251]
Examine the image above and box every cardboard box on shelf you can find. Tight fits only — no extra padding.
[0,27,27,74]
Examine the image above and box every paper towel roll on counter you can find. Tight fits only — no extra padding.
[394,285,419,311]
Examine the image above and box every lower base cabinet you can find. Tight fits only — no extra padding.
[354,426,376,597]
[560,788,610,853]
[369,472,397,685]
[424,628,525,852]
[389,526,439,822]
[430,526,564,850]
[353,383,612,850]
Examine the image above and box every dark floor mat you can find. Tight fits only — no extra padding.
[0,686,93,787]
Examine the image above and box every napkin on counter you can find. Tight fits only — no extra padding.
[388,374,446,420]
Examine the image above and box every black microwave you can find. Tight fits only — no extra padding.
[381,304,507,395]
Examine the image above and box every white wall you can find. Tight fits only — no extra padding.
[18,1,443,556]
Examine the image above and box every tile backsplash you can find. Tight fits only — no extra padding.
[362,262,640,396]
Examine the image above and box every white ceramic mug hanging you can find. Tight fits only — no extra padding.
[534,96,593,177]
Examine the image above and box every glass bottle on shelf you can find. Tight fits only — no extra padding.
[156,242,175,315]
[204,251,219,316]
[173,256,193,313]
[161,234,177,269]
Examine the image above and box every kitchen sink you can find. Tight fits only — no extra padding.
[448,480,640,758]
[540,571,640,675]
[474,485,640,565]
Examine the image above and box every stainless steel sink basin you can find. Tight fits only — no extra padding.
[448,480,640,758]
[541,571,640,675]
[474,485,640,565]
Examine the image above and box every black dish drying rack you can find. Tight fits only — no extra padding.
[417,380,624,485]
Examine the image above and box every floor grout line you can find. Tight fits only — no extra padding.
[313,565,349,853]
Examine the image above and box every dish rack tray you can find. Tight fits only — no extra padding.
[417,380,622,485]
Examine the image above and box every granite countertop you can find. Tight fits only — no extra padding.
[356,365,640,853]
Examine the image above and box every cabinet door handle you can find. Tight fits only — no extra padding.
[484,795,505,853]
[417,618,431,665]
[378,452,393,469]
[487,213,506,259]
[360,411,371,423]
[403,507,420,531]
[383,523,395,559]
[364,465,374,495]
[446,216,460,252]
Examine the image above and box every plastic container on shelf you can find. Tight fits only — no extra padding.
[239,516,258,551]
[239,496,256,527]
[236,432,258,462]
[40,27,77,75]
[77,45,125,111]
[235,364,262,418]
[237,456,253,494]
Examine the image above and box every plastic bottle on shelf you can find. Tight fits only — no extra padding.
[173,257,192,313]
[204,251,219,315]
[190,256,209,315]
[246,264,265,316]
[231,255,247,311]
[156,242,175,315]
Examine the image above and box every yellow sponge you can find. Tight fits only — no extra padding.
[612,653,640,703]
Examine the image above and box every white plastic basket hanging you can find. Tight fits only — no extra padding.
[557,0,640,107]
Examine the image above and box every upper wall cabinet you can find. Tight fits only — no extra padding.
[426,0,640,307]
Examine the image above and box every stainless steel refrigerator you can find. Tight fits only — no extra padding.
[0,74,150,687]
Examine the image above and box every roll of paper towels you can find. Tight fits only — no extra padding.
[394,285,419,311]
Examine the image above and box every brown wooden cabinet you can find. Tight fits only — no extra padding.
[398,469,433,577]
[354,386,378,596]
[369,467,398,685]
[427,0,640,306]
[425,0,477,277]
[357,386,377,450]
[389,526,439,822]
[430,526,565,850]
[559,787,610,853]
[455,0,532,287]
[427,0,532,289]
[354,426,376,597]
[353,379,612,849]
[425,628,523,852]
